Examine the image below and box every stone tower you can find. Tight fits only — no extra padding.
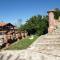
[48,10,57,33]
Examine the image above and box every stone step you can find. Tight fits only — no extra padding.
[0,54,21,60]
[37,38,60,44]
[43,37,60,39]
[0,50,28,60]
[37,38,60,46]
[44,35,60,39]
[40,38,60,40]
[34,44,60,56]
[48,32,60,35]
[37,41,60,44]
[54,31,60,33]
[8,54,19,60]
[0,50,60,60]
[35,44,60,49]
[35,43,60,49]
[2,53,12,60]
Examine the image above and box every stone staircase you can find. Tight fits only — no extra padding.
[0,23,60,60]
[30,23,60,56]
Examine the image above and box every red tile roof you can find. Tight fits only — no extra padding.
[0,22,15,27]
[0,22,7,26]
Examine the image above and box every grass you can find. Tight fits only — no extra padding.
[6,35,38,50]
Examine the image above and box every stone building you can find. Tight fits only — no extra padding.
[0,22,28,47]
[0,22,16,35]
[0,22,17,46]
[47,9,58,33]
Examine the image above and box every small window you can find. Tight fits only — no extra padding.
[0,32,4,35]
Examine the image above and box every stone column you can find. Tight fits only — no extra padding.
[48,11,57,33]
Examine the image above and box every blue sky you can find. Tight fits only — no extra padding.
[0,0,60,25]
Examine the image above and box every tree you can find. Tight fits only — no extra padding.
[19,15,48,36]
[54,8,60,19]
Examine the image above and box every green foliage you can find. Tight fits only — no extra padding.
[54,8,60,19]
[36,16,48,35]
[6,35,38,50]
[19,15,48,36]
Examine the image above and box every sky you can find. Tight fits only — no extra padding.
[0,0,60,25]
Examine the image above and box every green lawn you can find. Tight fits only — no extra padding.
[6,35,38,50]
